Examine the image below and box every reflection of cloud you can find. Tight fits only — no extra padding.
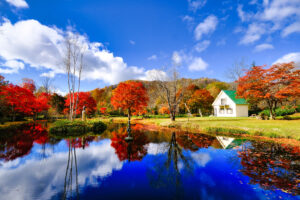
[191,152,211,167]
[0,140,123,200]
[147,142,168,155]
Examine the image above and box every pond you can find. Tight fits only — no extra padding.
[0,122,299,200]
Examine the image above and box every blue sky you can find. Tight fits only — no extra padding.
[0,0,300,94]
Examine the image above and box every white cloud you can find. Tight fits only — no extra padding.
[237,4,253,22]
[129,40,135,45]
[194,15,218,41]
[147,143,168,155]
[182,15,194,22]
[172,50,208,72]
[259,0,300,22]
[239,23,266,44]
[54,88,68,96]
[188,57,208,71]
[139,69,167,81]
[194,40,210,52]
[0,140,123,200]
[238,0,300,44]
[191,152,211,167]
[188,0,207,12]
[0,60,24,74]
[172,51,183,66]
[273,52,300,68]
[282,22,300,37]
[249,0,258,5]
[254,43,274,52]
[5,0,28,8]
[147,54,157,60]
[0,18,161,85]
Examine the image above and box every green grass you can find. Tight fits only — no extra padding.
[111,115,300,140]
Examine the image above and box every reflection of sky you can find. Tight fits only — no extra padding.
[0,139,123,200]
[0,139,298,200]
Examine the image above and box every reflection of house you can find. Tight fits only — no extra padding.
[216,136,246,149]
[212,90,248,117]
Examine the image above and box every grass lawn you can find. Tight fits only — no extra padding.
[111,115,300,140]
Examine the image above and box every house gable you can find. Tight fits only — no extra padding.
[212,90,235,106]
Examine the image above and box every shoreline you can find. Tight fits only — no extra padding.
[110,117,300,147]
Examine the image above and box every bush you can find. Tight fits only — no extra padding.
[259,106,296,117]
[49,119,107,136]
[295,105,300,113]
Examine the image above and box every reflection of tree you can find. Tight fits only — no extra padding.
[0,123,48,161]
[238,142,300,196]
[148,132,193,197]
[176,132,198,152]
[66,136,95,149]
[110,126,148,162]
[62,139,79,200]
[188,133,215,149]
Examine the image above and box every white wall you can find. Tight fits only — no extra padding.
[212,91,236,117]
[235,105,248,117]
[212,91,249,117]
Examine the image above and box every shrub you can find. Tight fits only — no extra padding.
[259,107,296,117]
[49,119,107,136]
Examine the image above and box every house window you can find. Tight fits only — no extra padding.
[219,109,224,114]
[221,98,226,105]
[227,108,233,114]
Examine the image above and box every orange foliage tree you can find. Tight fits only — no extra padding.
[159,106,170,114]
[236,62,300,119]
[111,81,148,121]
[64,92,97,116]
[187,89,214,115]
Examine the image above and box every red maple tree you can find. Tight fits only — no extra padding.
[1,84,35,120]
[64,92,97,116]
[236,62,300,119]
[111,81,148,120]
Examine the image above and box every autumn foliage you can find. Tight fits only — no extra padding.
[111,81,148,118]
[110,126,148,161]
[238,142,300,195]
[237,62,300,118]
[0,79,50,120]
[187,89,214,114]
[0,123,48,161]
[64,92,97,116]
[159,106,170,114]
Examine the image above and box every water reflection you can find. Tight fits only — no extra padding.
[62,140,79,200]
[0,123,48,161]
[0,123,299,199]
[111,126,148,162]
[147,132,193,196]
[238,141,300,196]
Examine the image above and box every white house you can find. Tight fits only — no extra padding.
[212,90,248,117]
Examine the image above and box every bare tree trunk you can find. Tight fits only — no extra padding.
[64,35,85,121]
[153,66,186,122]
[198,108,203,117]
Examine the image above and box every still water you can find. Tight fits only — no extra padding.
[0,122,299,200]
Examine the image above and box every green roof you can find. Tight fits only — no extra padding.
[223,90,248,105]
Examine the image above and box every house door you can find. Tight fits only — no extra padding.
[214,108,217,116]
